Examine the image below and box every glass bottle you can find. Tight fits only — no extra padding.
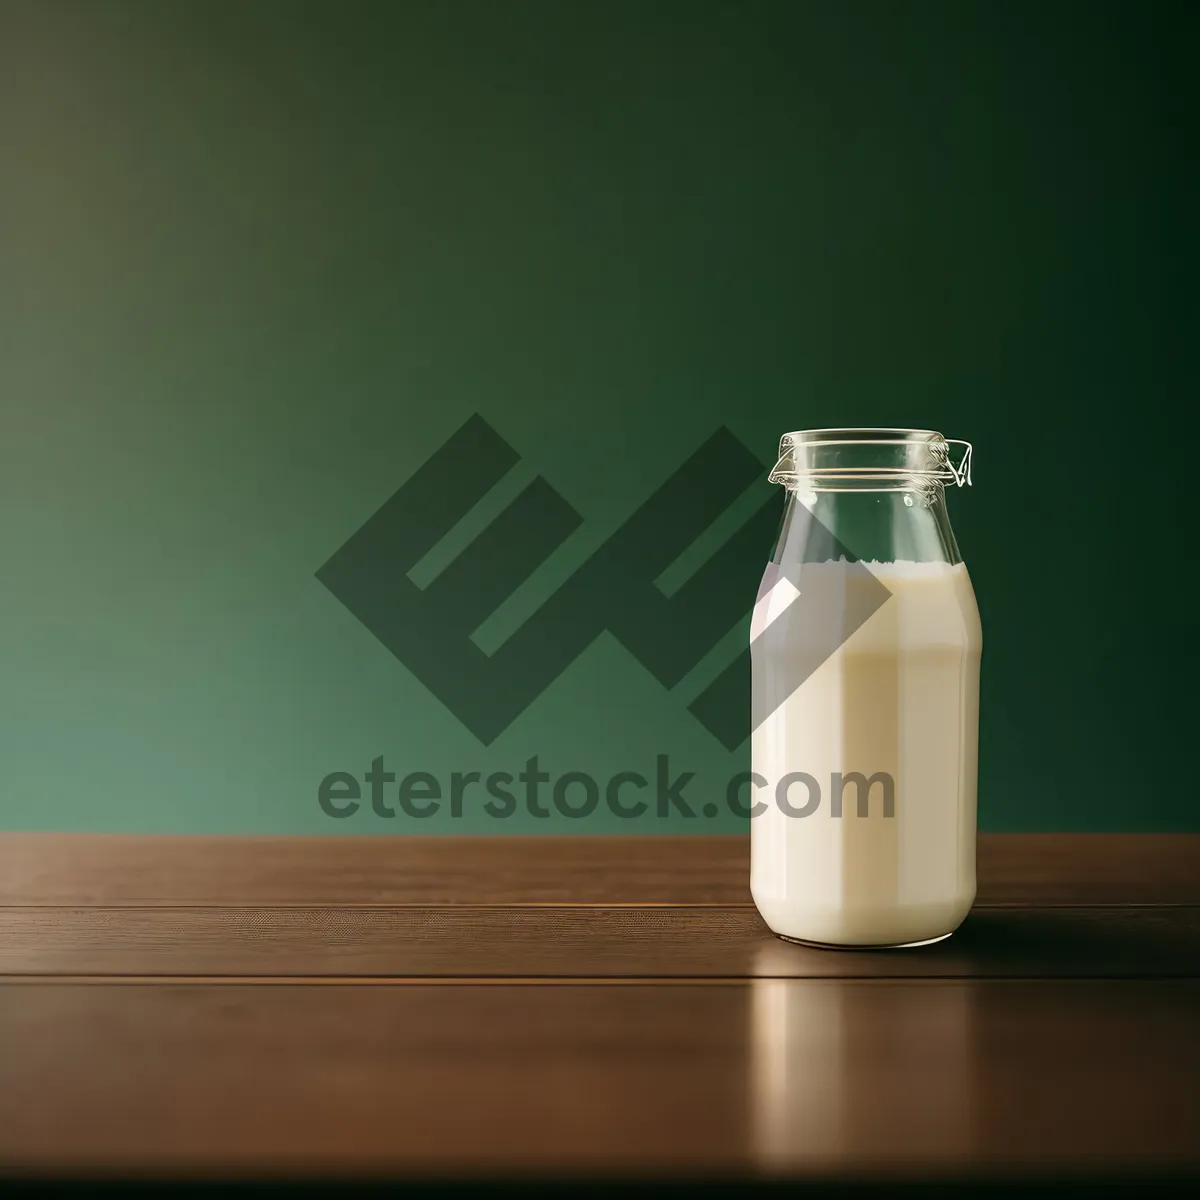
[749,428,981,948]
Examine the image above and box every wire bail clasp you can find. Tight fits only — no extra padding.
[943,439,973,487]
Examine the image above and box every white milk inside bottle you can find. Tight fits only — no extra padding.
[750,429,981,948]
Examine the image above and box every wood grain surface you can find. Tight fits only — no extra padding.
[1,905,1198,979]
[3,833,1199,906]
[0,981,1197,1178]
[1,834,1197,1183]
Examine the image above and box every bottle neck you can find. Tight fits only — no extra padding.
[772,484,963,566]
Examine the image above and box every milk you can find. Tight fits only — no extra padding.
[750,560,982,947]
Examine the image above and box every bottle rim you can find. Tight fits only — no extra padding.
[770,428,973,489]
[779,427,943,440]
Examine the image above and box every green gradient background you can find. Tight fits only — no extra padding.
[1,0,1194,833]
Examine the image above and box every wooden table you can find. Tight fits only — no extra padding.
[1,833,1198,1189]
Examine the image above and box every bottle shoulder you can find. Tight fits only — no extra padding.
[753,559,981,653]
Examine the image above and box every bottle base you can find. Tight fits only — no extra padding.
[775,930,954,951]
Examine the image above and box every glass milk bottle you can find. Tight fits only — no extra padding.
[750,429,981,948]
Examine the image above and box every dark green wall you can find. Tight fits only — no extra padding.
[2,0,1194,832]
